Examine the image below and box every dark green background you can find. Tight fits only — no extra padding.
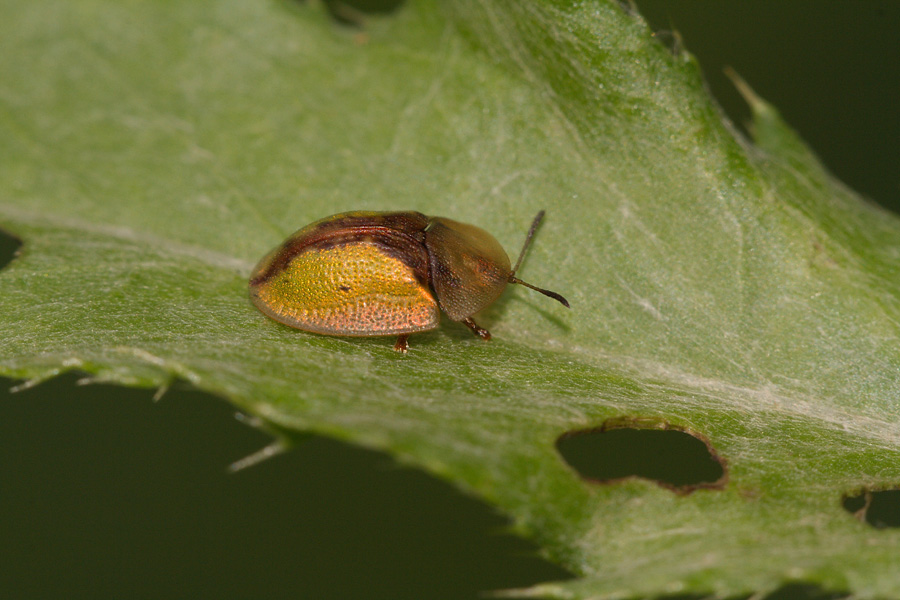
[2,2,898,598]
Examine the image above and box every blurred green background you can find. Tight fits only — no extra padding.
[1,2,898,598]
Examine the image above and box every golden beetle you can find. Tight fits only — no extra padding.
[249,210,569,353]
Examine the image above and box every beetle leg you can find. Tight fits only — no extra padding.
[393,334,410,353]
[462,318,492,341]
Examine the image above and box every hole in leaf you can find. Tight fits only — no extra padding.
[612,0,638,17]
[283,0,405,28]
[0,229,22,270]
[322,0,405,26]
[336,0,404,14]
[764,583,847,600]
[843,487,900,528]
[651,29,685,57]
[557,418,727,494]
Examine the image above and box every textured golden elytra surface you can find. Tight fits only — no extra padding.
[252,242,439,336]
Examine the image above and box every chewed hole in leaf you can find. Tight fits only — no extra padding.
[0,229,22,270]
[651,29,685,57]
[764,583,848,600]
[320,0,405,26]
[556,419,727,494]
[843,488,900,529]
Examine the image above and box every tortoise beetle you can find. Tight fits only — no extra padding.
[249,210,568,352]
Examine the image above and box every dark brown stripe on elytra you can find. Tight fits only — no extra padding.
[323,212,429,238]
[251,212,431,287]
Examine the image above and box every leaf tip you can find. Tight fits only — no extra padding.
[724,66,775,121]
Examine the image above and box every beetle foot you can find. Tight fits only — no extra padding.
[462,318,492,341]
[393,334,410,353]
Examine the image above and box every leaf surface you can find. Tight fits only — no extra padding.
[2,0,900,597]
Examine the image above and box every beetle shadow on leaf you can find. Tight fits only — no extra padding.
[482,292,572,336]
[309,333,403,357]
[438,318,482,344]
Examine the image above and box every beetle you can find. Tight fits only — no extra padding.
[248,210,569,353]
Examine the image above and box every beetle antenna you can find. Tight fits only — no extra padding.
[512,210,545,275]
[509,210,570,308]
[509,276,570,307]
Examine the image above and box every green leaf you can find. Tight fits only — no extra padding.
[2,0,899,597]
